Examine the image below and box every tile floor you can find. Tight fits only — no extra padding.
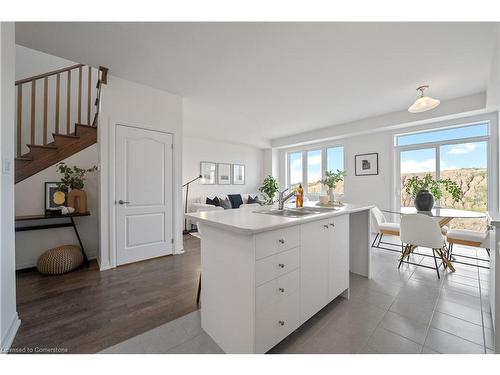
[101,241,494,354]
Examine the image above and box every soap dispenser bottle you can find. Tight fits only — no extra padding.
[296,184,304,208]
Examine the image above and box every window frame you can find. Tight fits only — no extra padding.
[395,121,491,211]
[286,144,345,197]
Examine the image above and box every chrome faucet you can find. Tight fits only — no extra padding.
[277,187,297,210]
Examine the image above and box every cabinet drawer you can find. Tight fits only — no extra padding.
[255,291,300,353]
[255,247,299,286]
[255,226,299,260]
[256,269,299,311]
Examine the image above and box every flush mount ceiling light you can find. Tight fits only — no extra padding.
[408,85,440,113]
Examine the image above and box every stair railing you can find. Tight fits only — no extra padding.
[15,64,107,158]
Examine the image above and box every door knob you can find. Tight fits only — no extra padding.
[278,320,285,326]
[118,200,130,205]
[278,239,285,244]
[330,223,335,227]
[278,287,285,293]
[278,263,285,268]
[323,224,329,229]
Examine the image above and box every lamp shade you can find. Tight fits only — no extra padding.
[408,85,440,113]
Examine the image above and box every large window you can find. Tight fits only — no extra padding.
[287,145,344,195]
[397,122,489,231]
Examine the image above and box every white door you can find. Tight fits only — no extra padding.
[300,219,330,323]
[115,125,173,265]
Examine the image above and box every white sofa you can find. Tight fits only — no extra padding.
[187,193,263,229]
[190,193,262,213]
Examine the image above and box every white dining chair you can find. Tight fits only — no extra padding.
[399,213,448,279]
[371,207,401,251]
[446,229,490,268]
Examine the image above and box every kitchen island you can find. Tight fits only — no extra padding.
[186,203,373,353]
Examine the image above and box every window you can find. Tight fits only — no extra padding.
[288,151,303,191]
[306,150,322,194]
[327,146,345,194]
[397,122,490,231]
[287,145,344,195]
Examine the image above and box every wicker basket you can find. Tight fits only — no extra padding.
[37,245,83,275]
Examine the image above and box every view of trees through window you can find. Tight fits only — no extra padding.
[398,123,489,231]
[288,146,344,195]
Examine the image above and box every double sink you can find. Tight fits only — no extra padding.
[254,206,337,218]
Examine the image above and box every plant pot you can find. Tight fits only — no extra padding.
[67,189,88,214]
[414,190,434,211]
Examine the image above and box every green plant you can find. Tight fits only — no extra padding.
[259,175,279,205]
[403,173,462,203]
[56,162,97,192]
[321,170,346,189]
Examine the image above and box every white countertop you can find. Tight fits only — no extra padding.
[185,202,374,235]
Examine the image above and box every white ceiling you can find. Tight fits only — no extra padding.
[15,22,497,148]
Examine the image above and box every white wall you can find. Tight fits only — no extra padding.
[98,75,183,269]
[183,136,264,203]
[0,22,20,353]
[15,145,98,269]
[279,113,499,216]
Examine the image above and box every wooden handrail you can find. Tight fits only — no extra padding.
[15,63,83,86]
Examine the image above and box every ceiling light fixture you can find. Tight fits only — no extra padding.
[408,85,440,113]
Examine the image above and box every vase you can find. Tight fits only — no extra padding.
[67,189,88,214]
[414,190,434,211]
[328,188,335,203]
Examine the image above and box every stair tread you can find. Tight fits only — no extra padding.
[15,157,33,161]
[27,144,57,149]
[53,133,80,139]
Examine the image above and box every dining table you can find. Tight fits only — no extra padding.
[381,206,487,272]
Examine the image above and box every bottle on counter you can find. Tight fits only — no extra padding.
[296,183,304,208]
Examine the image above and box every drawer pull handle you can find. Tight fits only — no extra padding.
[323,224,329,229]
[329,223,335,227]
[278,263,285,268]
[278,239,285,244]
[278,287,285,293]
[278,320,285,326]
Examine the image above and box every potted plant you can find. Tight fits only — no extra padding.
[403,173,462,211]
[56,162,97,213]
[259,175,279,205]
[321,170,346,203]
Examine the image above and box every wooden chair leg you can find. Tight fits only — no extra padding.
[196,274,201,305]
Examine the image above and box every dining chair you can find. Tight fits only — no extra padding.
[446,229,490,269]
[371,207,401,251]
[399,213,449,279]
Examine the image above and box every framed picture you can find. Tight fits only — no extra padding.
[355,153,379,176]
[217,163,231,185]
[45,182,67,212]
[200,161,216,185]
[232,164,245,185]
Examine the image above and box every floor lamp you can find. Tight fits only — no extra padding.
[183,174,202,234]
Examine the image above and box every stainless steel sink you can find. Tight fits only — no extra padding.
[254,206,336,218]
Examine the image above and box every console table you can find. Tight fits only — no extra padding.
[15,212,91,267]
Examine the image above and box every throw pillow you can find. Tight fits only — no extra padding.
[206,197,220,206]
[247,195,261,205]
[228,194,244,209]
[219,197,232,209]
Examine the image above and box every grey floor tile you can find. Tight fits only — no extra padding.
[167,331,224,354]
[435,298,483,326]
[439,288,481,310]
[441,281,481,298]
[380,310,428,345]
[425,327,485,354]
[389,297,435,325]
[422,346,441,354]
[444,274,481,288]
[430,311,484,347]
[483,311,493,329]
[349,285,396,310]
[366,327,422,354]
[485,327,495,350]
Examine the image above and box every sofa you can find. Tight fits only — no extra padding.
[187,193,263,229]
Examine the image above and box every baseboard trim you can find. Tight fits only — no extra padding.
[1,313,21,354]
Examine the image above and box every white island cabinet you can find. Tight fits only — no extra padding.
[186,203,372,353]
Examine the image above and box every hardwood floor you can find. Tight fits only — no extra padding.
[11,234,200,353]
